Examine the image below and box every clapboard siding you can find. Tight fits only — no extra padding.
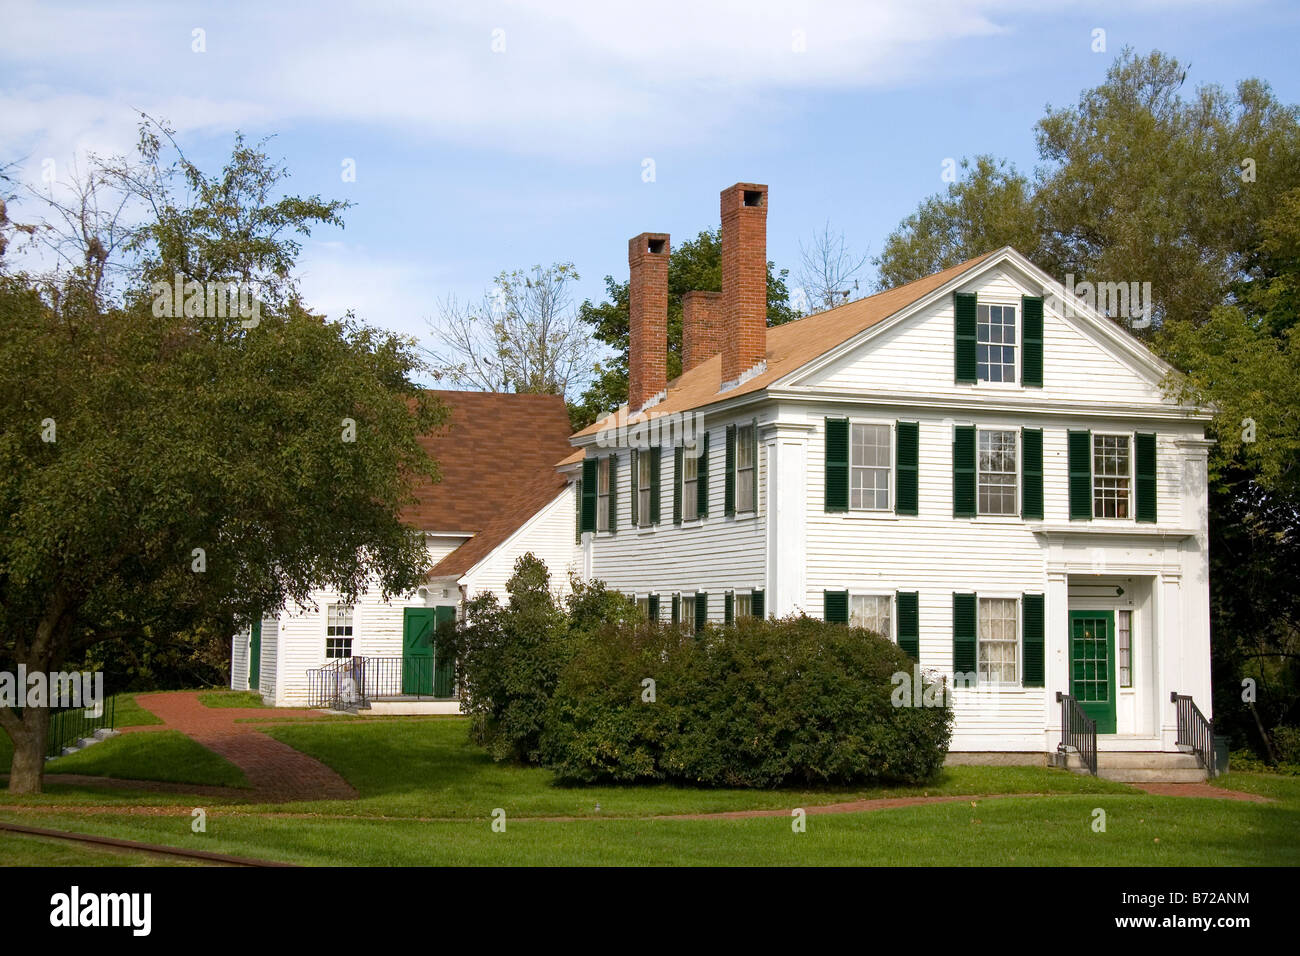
[464,489,581,600]
[588,417,766,620]
[229,625,249,692]
[257,616,278,700]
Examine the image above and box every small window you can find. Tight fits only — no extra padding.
[735,593,753,618]
[851,423,891,510]
[851,594,892,639]
[977,303,1017,383]
[1093,435,1131,519]
[681,595,696,635]
[1118,609,1133,688]
[637,596,651,619]
[978,597,1018,684]
[682,452,699,521]
[596,457,611,532]
[736,425,756,513]
[978,429,1018,515]
[326,604,354,658]
[637,452,653,527]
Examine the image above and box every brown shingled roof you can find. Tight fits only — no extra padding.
[403,390,573,578]
[572,251,995,439]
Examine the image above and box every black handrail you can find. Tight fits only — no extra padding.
[1171,692,1216,776]
[1056,691,1097,775]
[47,694,117,758]
[306,656,455,709]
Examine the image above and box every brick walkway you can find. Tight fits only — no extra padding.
[118,692,358,803]
[1132,782,1270,801]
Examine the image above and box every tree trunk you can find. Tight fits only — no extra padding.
[1248,702,1280,765]
[5,705,50,794]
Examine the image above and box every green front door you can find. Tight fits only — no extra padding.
[433,606,457,698]
[248,621,261,690]
[402,608,435,696]
[1069,610,1117,734]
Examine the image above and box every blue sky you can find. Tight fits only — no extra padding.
[3,0,1298,383]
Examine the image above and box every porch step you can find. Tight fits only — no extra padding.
[1060,750,1208,783]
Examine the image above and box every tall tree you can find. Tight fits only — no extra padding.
[796,221,871,313]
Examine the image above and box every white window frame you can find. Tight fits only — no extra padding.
[1117,608,1133,689]
[735,591,754,619]
[977,427,1019,516]
[849,591,895,642]
[681,451,699,522]
[1092,431,1133,520]
[976,594,1021,688]
[735,424,757,514]
[637,451,653,528]
[326,604,355,659]
[681,593,696,635]
[976,301,1020,385]
[849,420,893,512]
[596,457,611,532]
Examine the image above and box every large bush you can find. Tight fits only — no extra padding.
[542,615,952,787]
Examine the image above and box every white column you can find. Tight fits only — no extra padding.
[1044,566,1070,752]
[1159,568,1183,750]
[762,419,812,617]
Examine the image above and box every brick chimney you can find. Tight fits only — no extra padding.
[720,183,768,386]
[682,290,724,373]
[628,232,670,411]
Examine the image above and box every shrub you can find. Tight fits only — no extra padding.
[1272,725,1300,764]
[543,615,952,787]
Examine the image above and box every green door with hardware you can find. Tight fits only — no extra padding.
[1069,610,1116,734]
[433,606,457,698]
[248,621,261,690]
[402,608,435,696]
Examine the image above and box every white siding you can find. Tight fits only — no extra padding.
[230,625,249,691]
[257,615,278,701]
[463,489,581,601]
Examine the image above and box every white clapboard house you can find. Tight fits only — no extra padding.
[230,390,579,712]
[564,182,1216,780]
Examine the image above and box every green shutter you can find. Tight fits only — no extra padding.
[1022,593,1044,687]
[630,448,639,527]
[824,417,849,512]
[752,589,765,619]
[1021,428,1043,520]
[952,593,977,676]
[952,425,976,518]
[650,447,661,524]
[724,591,734,624]
[1022,295,1043,387]
[896,421,919,515]
[671,594,680,625]
[673,446,683,524]
[824,590,849,624]
[897,591,919,659]
[697,431,710,517]
[724,424,736,516]
[1135,433,1157,523]
[580,458,597,532]
[954,291,977,383]
[607,455,617,532]
[648,594,659,622]
[1068,430,1092,520]
[695,592,708,632]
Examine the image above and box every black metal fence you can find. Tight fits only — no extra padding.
[1056,691,1097,775]
[1171,691,1216,776]
[306,656,455,709]
[47,695,117,758]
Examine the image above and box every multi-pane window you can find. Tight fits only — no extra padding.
[850,423,891,510]
[681,595,696,635]
[1118,609,1133,688]
[977,303,1017,383]
[851,594,892,639]
[637,451,653,527]
[596,457,611,532]
[735,593,753,618]
[978,597,1018,684]
[326,604,354,658]
[978,429,1017,515]
[682,452,699,521]
[1093,434,1131,518]
[637,596,651,620]
[736,425,756,513]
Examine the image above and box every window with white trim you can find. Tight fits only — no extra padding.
[851,594,892,639]
[978,597,1018,683]
[681,594,696,635]
[977,303,1017,383]
[851,423,891,510]
[326,604,354,658]
[736,425,756,513]
[1093,434,1131,519]
[596,457,611,532]
[682,452,699,521]
[637,452,652,527]
[978,429,1017,515]
[735,593,753,618]
[1118,609,1133,688]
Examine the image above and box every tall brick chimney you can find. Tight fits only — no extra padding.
[682,290,724,373]
[720,183,768,386]
[628,232,670,411]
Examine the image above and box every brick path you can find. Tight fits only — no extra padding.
[117,692,358,803]
[1132,782,1270,801]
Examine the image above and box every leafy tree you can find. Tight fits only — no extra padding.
[570,228,797,428]
[0,125,445,792]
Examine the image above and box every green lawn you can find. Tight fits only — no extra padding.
[0,830,201,867]
[197,691,267,708]
[0,693,163,772]
[41,731,249,788]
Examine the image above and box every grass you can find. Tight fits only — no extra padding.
[0,830,201,867]
[197,691,267,708]
[40,731,249,788]
[0,693,163,772]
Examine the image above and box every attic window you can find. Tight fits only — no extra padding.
[647,238,666,255]
[743,190,763,207]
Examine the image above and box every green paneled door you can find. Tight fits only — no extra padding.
[433,606,457,698]
[1069,611,1117,734]
[248,621,261,690]
[402,608,435,696]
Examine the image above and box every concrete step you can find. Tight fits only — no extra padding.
[1096,752,1202,770]
[1057,750,1209,782]
[1098,767,1209,783]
